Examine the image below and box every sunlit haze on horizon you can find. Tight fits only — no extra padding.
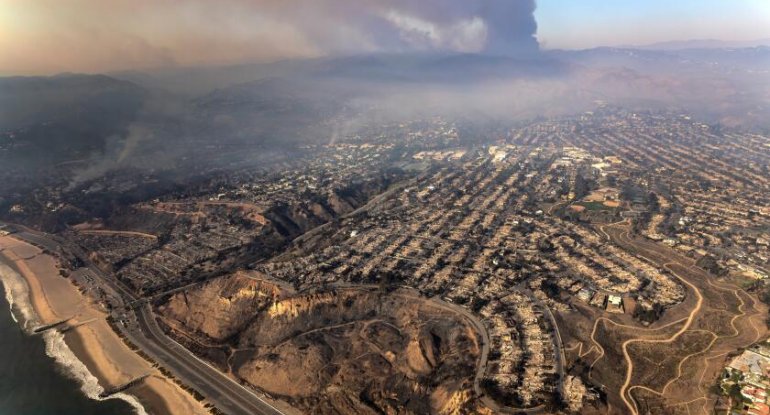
[1,1,770,415]
[1,0,769,75]
[536,0,770,49]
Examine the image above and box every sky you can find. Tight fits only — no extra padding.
[536,0,770,49]
[1,0,769,75]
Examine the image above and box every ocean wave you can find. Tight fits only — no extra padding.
[44,329,148,415]
[0,261,147,415]
[3,276,18,323]
[0,262,38,330]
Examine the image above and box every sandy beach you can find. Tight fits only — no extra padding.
[0,235,209,415]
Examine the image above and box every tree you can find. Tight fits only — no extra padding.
[538,238,555,253]
[696,255,726,276]
[728,383,743,402]
[378,271,399,293]
[620,182,637,201]
[574,174,590,199]
[647,192,660,213]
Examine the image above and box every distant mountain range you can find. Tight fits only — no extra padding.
[0,74,147,167]
[1,40,768,182]
[622,38,770,50]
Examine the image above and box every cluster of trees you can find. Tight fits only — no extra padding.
[479,378,525,407]
[695,255,728,277]
[619,181,644,202]
[573,174,592,200]
[632,302,665,324]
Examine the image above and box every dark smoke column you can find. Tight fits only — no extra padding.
[480,0,539,56]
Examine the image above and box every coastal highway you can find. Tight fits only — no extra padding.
[131,303,285,415]
[1,222,285,415]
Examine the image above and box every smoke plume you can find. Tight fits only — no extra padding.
[261,0,540,56]
[1,0,540,74]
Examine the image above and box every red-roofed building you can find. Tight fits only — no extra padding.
[742,386,768,404]
[748,402,770,415]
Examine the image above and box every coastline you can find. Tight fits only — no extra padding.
[0,235,209,415]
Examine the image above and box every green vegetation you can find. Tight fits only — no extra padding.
[575,201,612,211]
[695,255,728,277]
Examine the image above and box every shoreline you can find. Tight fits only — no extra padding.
[0,235,209,415]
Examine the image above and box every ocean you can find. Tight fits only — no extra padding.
[0,263,139,415]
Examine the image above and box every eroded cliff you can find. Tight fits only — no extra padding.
[159,272,482,414]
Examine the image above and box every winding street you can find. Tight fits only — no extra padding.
[618,261,703,415]
[2,222,285,415]
[4,220,569,414]
[597,222,705,415]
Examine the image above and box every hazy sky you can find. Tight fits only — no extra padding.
[536,0,770,49]
[1,0,769,75]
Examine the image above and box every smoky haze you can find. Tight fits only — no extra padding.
[249,0,539,54]
[0,0,539,75]
[1,0,769,198]
[80,46,770,186]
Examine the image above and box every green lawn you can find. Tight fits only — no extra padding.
[576,201,612,211]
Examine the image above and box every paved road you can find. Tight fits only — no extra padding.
[132,304,285,415]
[5,220,565,414]
[519,286,567,401]
[473,283,564,414]
[2,222,285,415]
[323,283,558,414]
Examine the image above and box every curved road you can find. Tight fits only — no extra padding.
[599,223,704,415]
[6,220,566,414]
[2,222,285,415]
[618,261,703,415]
[132,303,285,415]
